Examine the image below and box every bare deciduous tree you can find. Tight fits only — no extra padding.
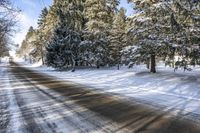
[0,0,19,57]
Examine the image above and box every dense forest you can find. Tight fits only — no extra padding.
[16,0,200,73]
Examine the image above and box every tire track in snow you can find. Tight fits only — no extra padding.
[9,62,200,133]
[0,63,25,133]
[10,67,127,133]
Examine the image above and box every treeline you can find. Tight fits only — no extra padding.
[17,0,200,73]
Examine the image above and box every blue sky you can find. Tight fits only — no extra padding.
[12,0,134,45]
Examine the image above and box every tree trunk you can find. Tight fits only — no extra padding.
[146,58,150,69]
[40,46,44,65]
[150,54,156,73]
[117,58,121,70]
[71,57,76,72]
[172,58,175,68]
[117,63,120,70]
[96,61,100,69]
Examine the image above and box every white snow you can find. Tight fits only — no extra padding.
[1,58,128,132]
[0,58,24,133]
[15,59,200,120]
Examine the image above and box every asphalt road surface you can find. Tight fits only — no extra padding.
[1,62,200,133]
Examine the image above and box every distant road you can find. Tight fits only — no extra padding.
[1,62,200,133]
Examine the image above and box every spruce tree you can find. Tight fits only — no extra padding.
[84,0,113,68]
[109,8,127,69]
[171,1,200,67]
[126,0,175,73]
[46,0,83,71]
[46,23,81,70]
[18,26,38,62]
[36,7,49,64]
[38,7,48,28]
[126,0,200,72]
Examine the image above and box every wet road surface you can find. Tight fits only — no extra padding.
[1,62,200,133]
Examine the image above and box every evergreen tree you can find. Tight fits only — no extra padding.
[45,0,83,71]
[126,0,200,72]
[18,26,37,62]
[109,8,127,69]
[107,0,120,12]
[42,5,58,41]
[37,7,49,65]
[46,22,81,71]
[126,0,175,73]
[83,0,113,68]
[67,0,85,31]
[171,1,200,67]
[38,7,48,28]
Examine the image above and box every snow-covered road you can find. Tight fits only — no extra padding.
[27,63,200,121]
[1,61,200,133]
[1,62,130,133]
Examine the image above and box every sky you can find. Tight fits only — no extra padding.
[11,0,134,46]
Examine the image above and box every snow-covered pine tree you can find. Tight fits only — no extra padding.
[67,0,85,31]
[36,7,50,65]
[46,0,82,71]
[126,0,175,73]
[41,5,58,42]
[109,8,127,69]
[38,7,48,28]
[20,7,51,64]
[171,1,200,67]
[18,26,37,62]
[83,0,113,68]
[46,24,81,71]
[106,0,120,12]
[127,0,200,71]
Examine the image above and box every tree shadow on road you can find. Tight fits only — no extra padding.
[9,63,200,133]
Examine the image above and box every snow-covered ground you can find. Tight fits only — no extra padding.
[0,57,24,132]
[14,59,200,121]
